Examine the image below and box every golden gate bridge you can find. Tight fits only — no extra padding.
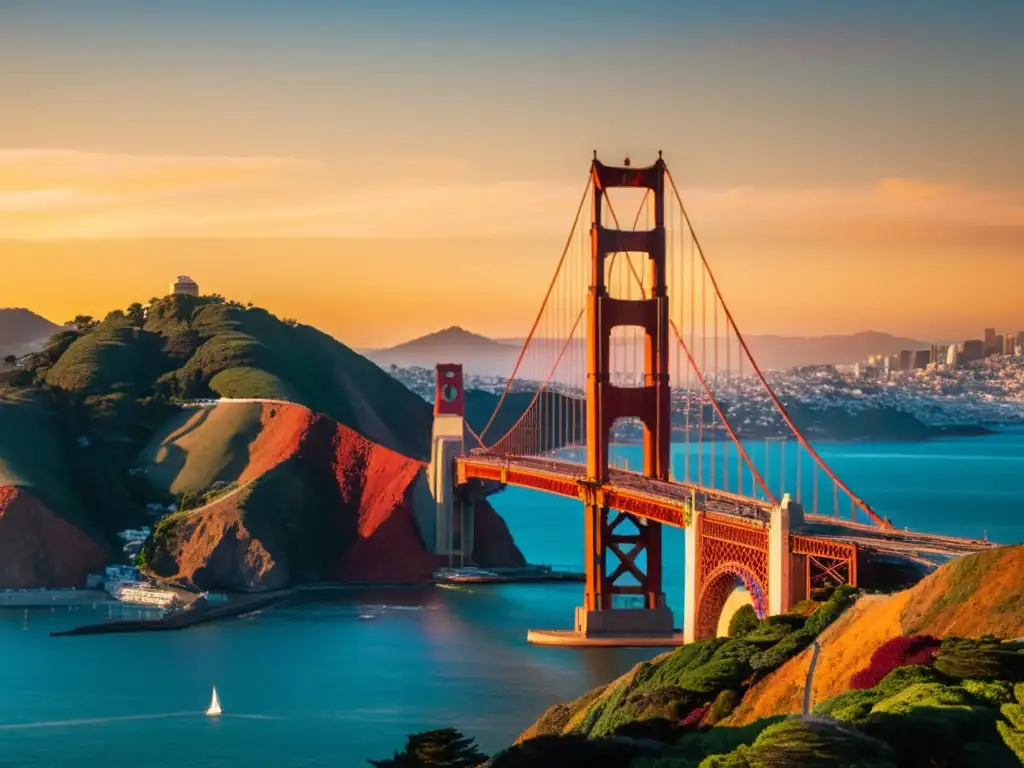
[425,152,991,646]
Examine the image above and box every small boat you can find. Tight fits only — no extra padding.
[206,686,222,717]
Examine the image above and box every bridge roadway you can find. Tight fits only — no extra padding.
[456,453,994,564]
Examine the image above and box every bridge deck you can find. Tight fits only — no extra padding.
[456,454,994,562]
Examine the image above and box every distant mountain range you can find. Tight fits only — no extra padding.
[366,327,929,377]
[0,308,62,357]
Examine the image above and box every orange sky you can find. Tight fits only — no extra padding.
[2,3,1022,347]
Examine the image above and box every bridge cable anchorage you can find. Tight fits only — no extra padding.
[476,171,592,444]
[485,187,654,456]
[663,166,887,528]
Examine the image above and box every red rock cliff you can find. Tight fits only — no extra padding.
[0,486,109,588]
[148,403,524,591]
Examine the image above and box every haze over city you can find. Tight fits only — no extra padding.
[2,1,1022,347]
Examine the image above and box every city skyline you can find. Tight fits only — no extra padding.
[2,1,1022,346]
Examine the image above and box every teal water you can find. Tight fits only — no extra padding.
[2,432,1022,767]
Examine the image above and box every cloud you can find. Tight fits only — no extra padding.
[0,149,1021,240]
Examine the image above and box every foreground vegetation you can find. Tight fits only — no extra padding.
[372,633,1024,767]
[367,554,1024,767]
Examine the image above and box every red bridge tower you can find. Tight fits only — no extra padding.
[576,153,675,637]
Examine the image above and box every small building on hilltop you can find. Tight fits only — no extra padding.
[170,276,199,297]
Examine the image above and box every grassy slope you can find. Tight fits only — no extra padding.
[499,548,1024,767]
[0,391,95,535]
[727,543,1024,727]
[137,402,268,495]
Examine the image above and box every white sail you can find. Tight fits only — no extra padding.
[206,686,222,717]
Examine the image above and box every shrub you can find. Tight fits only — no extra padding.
[873,664,945,698]
[710,639,761,665]
[677,659,750,694]
[869,682,974,715]
[711,717,897,768]
[861,705,1018,768]
[704,689,741,726]
[680,702,711,728]
[803,585,857,636]
[934,637,1024,681]
[849,635,941,690]
[962,678,1016,706]
[814,689,886,722]
[727,605,758,638]
[368,728,486,768]
[749,628,816,672]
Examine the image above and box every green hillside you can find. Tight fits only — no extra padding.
[1,293,433,543]
[0,390,96,536]
[372,548,1024,765]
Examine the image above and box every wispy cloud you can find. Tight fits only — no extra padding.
[0,149,1021,240]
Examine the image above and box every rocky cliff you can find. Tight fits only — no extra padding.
[143,402,524,590]
[0,486,108,588]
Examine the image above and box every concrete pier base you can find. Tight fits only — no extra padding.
[574,605,675,636]
[527,629,686,648]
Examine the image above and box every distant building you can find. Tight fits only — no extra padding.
[946,344,960,367]
[913,350,930,370]
[898,350,914,372]
[1001,333,1015,356]
[984,327,997,356]
[170,275,199,297]
[962,339,984,362]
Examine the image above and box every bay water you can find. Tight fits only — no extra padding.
[1,432,1022,767]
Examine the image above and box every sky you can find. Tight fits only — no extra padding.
[1,0,1022,347]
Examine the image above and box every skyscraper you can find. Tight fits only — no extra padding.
[984,327,997,356]
[963,340,984,362]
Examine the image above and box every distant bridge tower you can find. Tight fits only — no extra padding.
[576,153,674,637]
[425,363,473,563]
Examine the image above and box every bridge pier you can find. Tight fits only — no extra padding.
[422,363,473,562]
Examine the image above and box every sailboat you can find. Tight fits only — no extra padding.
[206,686,222,717]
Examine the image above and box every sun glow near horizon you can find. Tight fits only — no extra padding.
[2,2,1022,347]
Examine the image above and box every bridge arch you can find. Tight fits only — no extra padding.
[695,562,768,640]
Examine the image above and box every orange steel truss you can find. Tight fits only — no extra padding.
[695,514,770,639]
[791,534,858,595]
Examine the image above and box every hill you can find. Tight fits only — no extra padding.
[0,294,521,588]
[0,308,61,357]
[0,390,109,587]
[727,543,1024,726]
[42,294,432,458]
[139,401,523,590]
[368,326,517,375]
[435,545,1024,767]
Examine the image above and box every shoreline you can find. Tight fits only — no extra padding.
[45,567,584,637]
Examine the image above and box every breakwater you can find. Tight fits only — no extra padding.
[50,590,293,637]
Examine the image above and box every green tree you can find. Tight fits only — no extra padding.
[66,314,99,331]
[728,604,759,638]
[126,302,146,327]
[368,728,487,768]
